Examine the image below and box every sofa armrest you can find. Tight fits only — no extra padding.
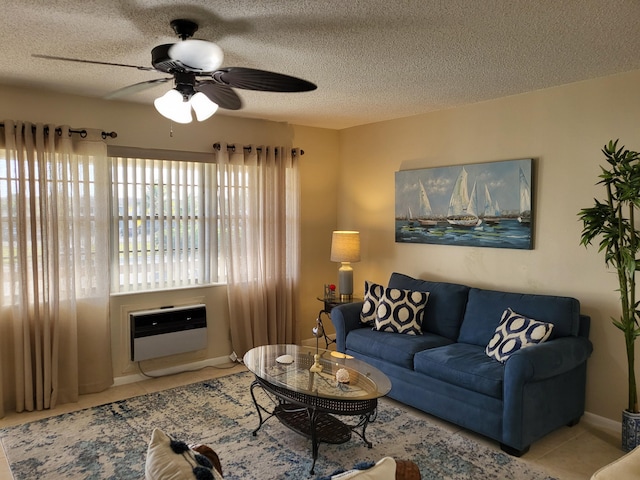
[505,336,593,382]
[330,302,365,353]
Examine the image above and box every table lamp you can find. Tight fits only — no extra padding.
[330,231,361,299]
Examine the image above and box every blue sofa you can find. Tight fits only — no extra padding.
[330,272,593,456]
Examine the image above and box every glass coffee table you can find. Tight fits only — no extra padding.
[243,344,391,474]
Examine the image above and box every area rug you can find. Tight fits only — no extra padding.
[0,371,557,479]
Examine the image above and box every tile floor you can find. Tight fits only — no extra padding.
[0,363,625,479]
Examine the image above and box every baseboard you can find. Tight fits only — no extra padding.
[113,355,235,386]
[583,410,621,433]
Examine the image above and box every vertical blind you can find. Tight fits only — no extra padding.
[110,156,222,292]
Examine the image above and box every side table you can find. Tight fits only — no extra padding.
[315,296,362,349]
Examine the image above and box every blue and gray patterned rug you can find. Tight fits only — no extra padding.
[0,371,557,479]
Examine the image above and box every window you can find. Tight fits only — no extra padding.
[0,147,109,302]
[111,156,223,292]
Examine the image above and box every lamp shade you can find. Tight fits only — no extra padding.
[154,89,192,124]
[190,92,219,121]
[154,89,219,123]
[330,231,361,263]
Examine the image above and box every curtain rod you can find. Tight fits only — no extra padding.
[0,122,117,140]
[213,142,304,156]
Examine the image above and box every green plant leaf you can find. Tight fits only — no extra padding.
[581,140,640,413]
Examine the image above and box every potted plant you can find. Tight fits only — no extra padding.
[579,140,640,451]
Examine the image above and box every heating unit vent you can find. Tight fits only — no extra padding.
[130,304,207,361]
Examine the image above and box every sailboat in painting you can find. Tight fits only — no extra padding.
[447,167,482,227]
[418,180,438,226]
[483,184,501,225]
[517,167,531,224]
[406,206,415,226]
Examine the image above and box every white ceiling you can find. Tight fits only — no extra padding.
[2,0,640,130]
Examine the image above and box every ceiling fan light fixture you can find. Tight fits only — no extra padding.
[169,39,224,72]
[154,89,192,124]
[190,92,219,121]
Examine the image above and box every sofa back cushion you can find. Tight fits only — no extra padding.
[458,288,581,347]
[387,272,470,341]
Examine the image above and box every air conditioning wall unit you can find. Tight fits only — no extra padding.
[130,304,207,362]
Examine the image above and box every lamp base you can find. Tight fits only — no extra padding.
[338,263,354,297]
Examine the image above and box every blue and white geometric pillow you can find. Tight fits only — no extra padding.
[374,288,429,335]
[360,281,385,326]
[485,308,554,363]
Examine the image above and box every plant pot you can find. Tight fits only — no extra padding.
[622,410,640,452]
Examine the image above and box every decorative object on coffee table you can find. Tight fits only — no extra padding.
[311,316,325,372]
[336,368,350,384]
[579,140,640,451]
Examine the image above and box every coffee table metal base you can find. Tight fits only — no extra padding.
[249,377,377,474]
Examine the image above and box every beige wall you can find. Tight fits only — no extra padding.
[338,69,640,422]
[3,67,640,420]
[0,85,339,380]
[294,125,342,339]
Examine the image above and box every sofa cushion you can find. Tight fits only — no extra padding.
[346,328,454,369]
[360,280,384,326]
[486,308,554,363]
[374,287,429,335]
[387,272,470,340]
[413,343,505,399]
[458,288,580,347]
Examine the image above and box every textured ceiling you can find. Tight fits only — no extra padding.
[1,0,640,130]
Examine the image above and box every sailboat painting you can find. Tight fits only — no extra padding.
[395,158,533,249]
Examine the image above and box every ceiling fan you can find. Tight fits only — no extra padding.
[33,19,317,123]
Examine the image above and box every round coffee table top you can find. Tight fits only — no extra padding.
[243,344,391,401]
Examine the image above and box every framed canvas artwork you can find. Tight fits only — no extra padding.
[395,158,533,249]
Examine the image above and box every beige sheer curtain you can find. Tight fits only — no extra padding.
[0,121,112,417]
[215,143,300,357]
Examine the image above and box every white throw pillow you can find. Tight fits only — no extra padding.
[145,428,222,480]
[330,457,397,479]
[361,281,385,326]
[374,287,429,335]
[485,308,554,363]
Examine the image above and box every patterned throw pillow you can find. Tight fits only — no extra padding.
[145,428,222,480]
[485,308,554,363]
[374,288,429,335]
[360,281,384,326]
[320,457,397,480]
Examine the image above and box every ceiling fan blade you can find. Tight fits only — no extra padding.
[32,54,156,72]
[104,78,172,100]
[211,67,317,92]
[196,81,242,110]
